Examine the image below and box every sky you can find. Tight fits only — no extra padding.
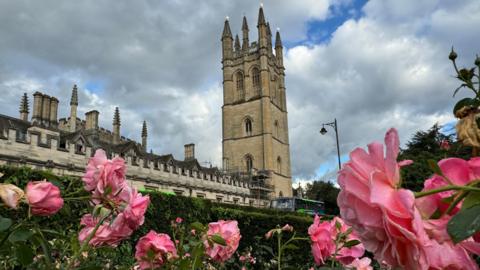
[0,0,479,187]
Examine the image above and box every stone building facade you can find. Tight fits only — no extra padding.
[0,6,293,206]
[221,6,293,198]
[0,86,266,206]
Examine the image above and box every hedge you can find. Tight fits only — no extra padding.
[0,165,316,269]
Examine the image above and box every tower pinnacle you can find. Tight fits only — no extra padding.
[234,34,241,51]
[222,18,232,39]
[19,93,29,113]
[113,107,120,126]
[257,5,266,26]
[142,120,147,138]
[275,30,282,47]
[70,84,78,106]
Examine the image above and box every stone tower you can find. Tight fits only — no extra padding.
[221,6,292,198]
[19,93,29,121]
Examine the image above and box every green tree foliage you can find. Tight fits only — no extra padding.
[398,124,471,191]
[305,181,339,215]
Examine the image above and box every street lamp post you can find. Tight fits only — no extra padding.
[320,118,341,170]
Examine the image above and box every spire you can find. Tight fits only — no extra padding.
[257,5,266,26]
[242,16,249,51]
[234,34,241,51]
[242,16,249,31]
[275,30,282,47]
[70,84,78,106]
[266,22,272,37]
[113,107,120,126]
[142,120,147,138]
[222,17,232,39]
[19,93,29,113]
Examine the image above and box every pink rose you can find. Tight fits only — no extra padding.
[135,230,177,270]
[83,149,127,198]
[0,183,24,209]
[204,220,241,262]
[281,224,293,232]
[308,215,335,265]
[78,213,133,247]
[338,128,479,269]
[440,139,450,150]
[25,181,63,216]
[175,217,183,224]
[346,257,373,270]
[123,189,150,230]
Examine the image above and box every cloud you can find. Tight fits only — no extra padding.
[0,0,479,183]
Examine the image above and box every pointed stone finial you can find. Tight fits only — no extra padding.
[19,93,29,113]
[242,16,249,31]
[275,30,282,47]
[222,18,232,39]
[70,84,78,106]
[142,120,148,138]
[266,22,272,36]
[257,5,266,26]
[113,107,120,126]
[234,34,241,51]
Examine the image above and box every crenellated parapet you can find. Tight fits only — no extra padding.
[0,122,261,205]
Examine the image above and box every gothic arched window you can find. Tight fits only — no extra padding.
[236,72,245,100]
[252,68,260,94]
[245,118,252,136]
[245,155,253,172]
[277,156,282,174]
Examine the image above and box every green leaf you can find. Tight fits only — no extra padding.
[343,239,361,248]
[427,159,443,176]
[462,192,480,210]
[190,222,205,232]
[447,204,480,243]
[70,233,80,253]
[210,234,226,246]
[15,243,34,266]
[9,228,33,243]
[0,216,12,232]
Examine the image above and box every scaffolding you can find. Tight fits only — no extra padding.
[225,167,274,206]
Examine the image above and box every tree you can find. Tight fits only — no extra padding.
[398,124,471,191]
[305,181,340,215]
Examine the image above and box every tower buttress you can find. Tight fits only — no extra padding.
[141,120,147,151]
[69,84,78,132]
[19,93,29,121]
[113,107,121,144]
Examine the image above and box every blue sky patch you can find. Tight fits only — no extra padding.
[285,0,367,48]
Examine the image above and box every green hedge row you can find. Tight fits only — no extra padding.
[0,166,315,269]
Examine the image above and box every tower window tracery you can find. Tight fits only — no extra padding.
[252,68,260,95]
[236,72,245,100]
[245,154,253,172]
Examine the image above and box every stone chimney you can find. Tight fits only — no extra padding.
[85,110,99,130]
[49,97,59,127]
[19,93,29,121]
[41,94,51,126]
[112,107,121,144]
[184,143,195,160]
[32,91,43,124]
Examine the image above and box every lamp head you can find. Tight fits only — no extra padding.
[320,126,327,135]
